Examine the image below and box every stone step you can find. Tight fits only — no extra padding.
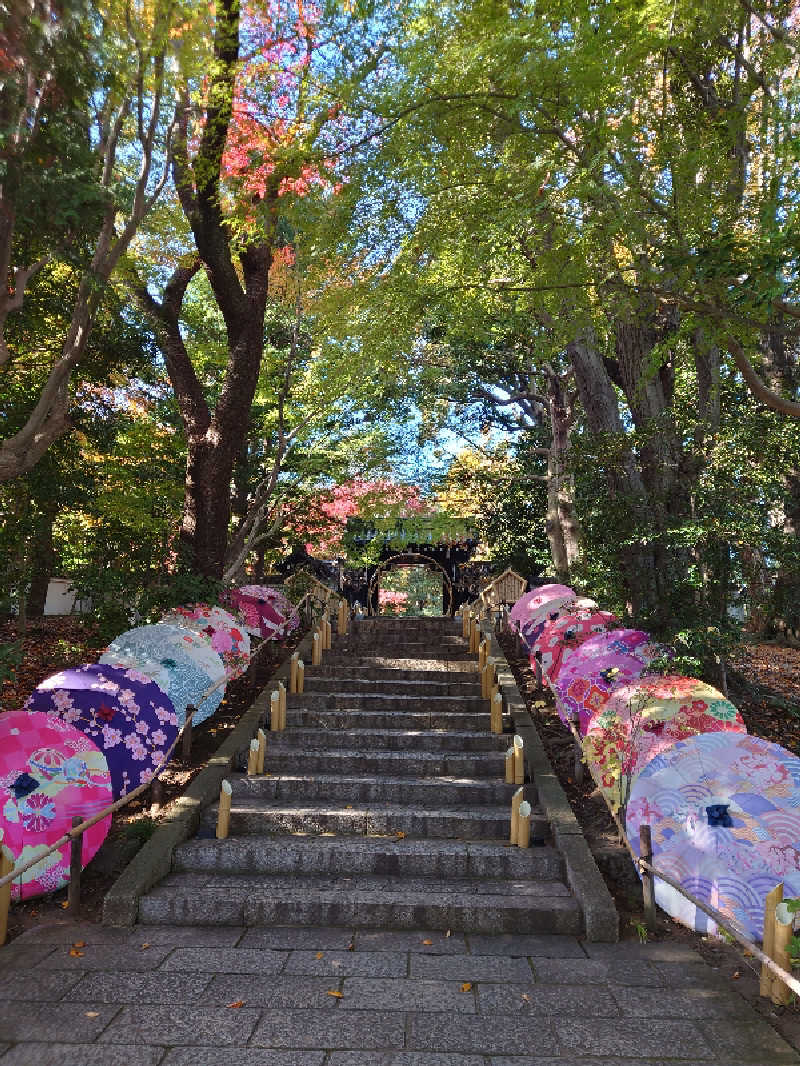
[215,771,522,806]
[138,871,583,933]
[321,656,479,673]
[173,835,561,879]
[303,677,483,697]
[247,748,505,779]
[289,692,487,713]
[285,708,498,731]
[334,643,474,660]
[306,665,465,684]
[260,728,509,753]
[200,799,515,839]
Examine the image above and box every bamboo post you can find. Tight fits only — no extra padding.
[504,747,514,783]
[297,659,305,693]
[517,800,532,848]
[68,816,82,913]
[491,692,504,735]
[513,734,525,784]
[246,738,259,775]
[322,618,331,650]
[761,883,783,998]
[182,708,194,760]
[485,659,495,701]
[772,895,794,1006]
[573,738,585,786]
[510,786,523,844]
[312,631,322,666]
[0,850,12,946]
[256,728,267,774]
[149,776,164,818]
[470,618,479,654]
[216,780,233,839]
[270,690,281,731]
[278,681,287,730]
[290,652,299,693]
[639,823,656,931]
[461,607,469,638]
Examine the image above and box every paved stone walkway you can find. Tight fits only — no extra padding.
[1,920,796,1065]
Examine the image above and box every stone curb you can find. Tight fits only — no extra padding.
[482,621,619,943]
[102,628,318,927]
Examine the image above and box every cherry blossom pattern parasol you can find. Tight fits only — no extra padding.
[25,664,179,798]
[553,629,670,732]
[229,585,300,640]
[582,675,747,812]
[100,623,226,726]
[626,733,800,939]
[533,609,619,689]
[0,710,112,900]
[509,585,573,634]
[161,604,251,680]
[520,596,598,653]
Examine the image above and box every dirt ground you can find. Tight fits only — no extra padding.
[498,631,800,1053]
[0,615,306,942]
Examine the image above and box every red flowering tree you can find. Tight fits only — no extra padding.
[132,0,382,578]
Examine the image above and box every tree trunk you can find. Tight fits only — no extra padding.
[25,502,57,618]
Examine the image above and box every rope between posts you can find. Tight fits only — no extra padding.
[470,594,800,1002]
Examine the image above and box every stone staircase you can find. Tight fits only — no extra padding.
[137,616,585,935]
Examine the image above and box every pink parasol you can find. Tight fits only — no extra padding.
[229,585,300,640]
[0,710,112,900]
[520,595,597,652]
[582,675,747,812]
[553,629,670,732]
[508,584,573,633]
[626,733,800,939]
[162,604,251,680]
[533,609,619,688]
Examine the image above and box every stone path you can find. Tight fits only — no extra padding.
[137,616,581,934]
[1,920,797,1064]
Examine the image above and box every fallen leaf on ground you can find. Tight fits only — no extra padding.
[421,939,433,946]
[85,1011,99,1018]
[346,942,355,951]
[227,1000,245,1009]
[69,949,84,958]
[141,943,150,950]
[395,831,406,839]
[326,989,344,998]
[72,940,86,948]
[732,970,742,979]
[461,982,472,992]
[316,951,324,959]
[60,901,69,909]
[521,993,531,1003]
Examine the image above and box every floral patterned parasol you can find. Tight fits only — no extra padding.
[25,664,179,798]
[582,675,747,812]
[161,604,251,680]
[553,629,670,732]
[100,623,226,726]
[520,596,597,653]
[228,585,300,640]
[626,733,800,939]
[0,710,112,900]
[532,609,619,688]
[509,585,573,633]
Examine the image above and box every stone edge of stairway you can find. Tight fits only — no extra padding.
[101,626,318,928]
[483,619,619,943]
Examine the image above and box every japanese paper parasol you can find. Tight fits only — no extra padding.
[626,733,800,939]
[229,585,300,640]
[533,609,619,688]
[553,629,670,732]
[0,710,112,900]
[100,623,226,726]
[25,664,179,799]
[582,675,747,812]
[161,604,251,680]
[509,585,573,633]
[520,596,598,652]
